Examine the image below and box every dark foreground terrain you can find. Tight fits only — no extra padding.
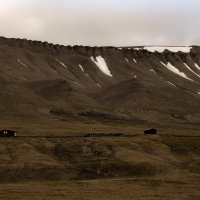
[0,118,199,200]
[1,177,199,200]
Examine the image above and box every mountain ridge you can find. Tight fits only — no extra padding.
[1,36,200,124]
[0,36,199,53]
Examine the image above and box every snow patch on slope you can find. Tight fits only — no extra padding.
[96,83,102,88]
[59,62,68,69]
[71,81,81,87]
[166,81,176,87]
[79,64,92,78]
[79,64,84,72]
[85,73,90,77]
[17,59,28,68]
[143,46,191,53]
[91,56,112,77]
[55,59,68,69]
[150,69,156,73]
[133,58,137,63]
[194,63,200,71]
[184,63,200,78]
[160,61,193,81]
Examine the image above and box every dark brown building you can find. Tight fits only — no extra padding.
[144,128,157,135]
[0,130,17,137]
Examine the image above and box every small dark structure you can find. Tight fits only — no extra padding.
[144,128,157,135]
[85,132,125,137]
[0,130,17,137]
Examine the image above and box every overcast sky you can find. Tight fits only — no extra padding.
[0,0,200,46]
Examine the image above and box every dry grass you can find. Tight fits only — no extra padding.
[0,177,199,200]
[0,118,199,199]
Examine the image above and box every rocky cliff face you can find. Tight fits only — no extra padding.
[0,37,200,123]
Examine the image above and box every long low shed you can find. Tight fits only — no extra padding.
[85,132,125,137]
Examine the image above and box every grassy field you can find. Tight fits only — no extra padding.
[1,115,200,137]
[0,177,200,200]
[0,117,200,199]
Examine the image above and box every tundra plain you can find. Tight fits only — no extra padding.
[0,117,199,200]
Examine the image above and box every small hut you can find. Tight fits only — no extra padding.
[0,130,17,137]
[144,128,157,135]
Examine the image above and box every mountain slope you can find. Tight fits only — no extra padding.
[1,37,200,123]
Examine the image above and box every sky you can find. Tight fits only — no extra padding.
[0,0,200,46]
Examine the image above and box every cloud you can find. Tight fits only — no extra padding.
[0,0,200,46]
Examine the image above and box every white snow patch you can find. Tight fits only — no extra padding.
[59,61,68,69]
[85,73,90,77]
[96,83,102,87]
[197,91,200,95]
[79,65,92,78]
[144,46,191,53]
[125,58,129,62]
[166,81,176,87]
[194,63,200,71]
[17,59,28,68]
[56,59,68,69]
[150,69,156,73]
[184,63,200,78]
[160,61,193,81]
[134,75,137,78]
[133,58,137,63]
[133,48,141,50]
[91,56,112,77]
[72,81,81,87]
[79,64,84,72]
[118,48,122,50]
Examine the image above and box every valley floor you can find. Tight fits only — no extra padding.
[0,176,200,200]
[0,117,200,200]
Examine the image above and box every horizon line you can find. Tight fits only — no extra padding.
[0,36,198,48]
